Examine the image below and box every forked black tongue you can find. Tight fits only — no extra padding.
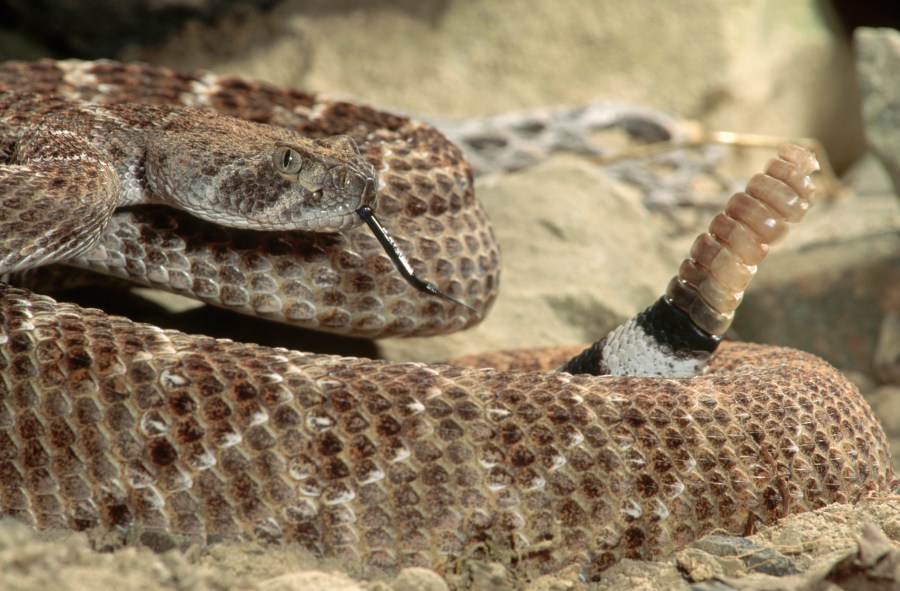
[356,206,478,314]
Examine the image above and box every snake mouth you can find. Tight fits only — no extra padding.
[277,172,378,231]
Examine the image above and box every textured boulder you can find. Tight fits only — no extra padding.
[856,27,900,200]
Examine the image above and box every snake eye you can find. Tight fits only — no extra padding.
[273,146,303,176]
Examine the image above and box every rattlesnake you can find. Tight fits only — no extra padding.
[0,60,894,585]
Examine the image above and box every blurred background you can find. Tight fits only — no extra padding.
[0,0,893,171]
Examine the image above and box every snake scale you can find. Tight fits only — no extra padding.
[0,60,895,584]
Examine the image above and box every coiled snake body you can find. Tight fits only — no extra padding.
[0,60,894,583]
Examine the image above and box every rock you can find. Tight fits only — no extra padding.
[689,583,739,591]
[875,312,900,384]
[391,567,450,591]
[865,385,900,467]
[676,547,737,582]
[593,558,693,591]
[822,523,900,590]
[260,571,367,591]
[687,536,801,577]
[692,535,758,557]
[123,1,864,171]
[856,27,900,199]
[1,0,265,57]
[597,504,900,590]
[0,518,244,591]
[740,549,802,577]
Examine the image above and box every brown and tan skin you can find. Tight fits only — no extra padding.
[0,60,496,337]
[0,60,894,584]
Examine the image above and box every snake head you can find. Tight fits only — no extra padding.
[146,115,379,232]
[267,135,380,231]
